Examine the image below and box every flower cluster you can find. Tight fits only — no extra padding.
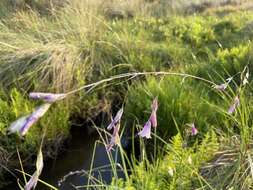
[106,98,159,151]
[8,104,51,136]
[213,68,249,115]
[106,108,123,152]
[8,92,66,136]
[106,98,199,152]
[213,77,233,91]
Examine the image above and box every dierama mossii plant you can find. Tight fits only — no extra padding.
[106,125,120,152]
[138,97,158,139]
[138,121,152,139]
[107,108,123,130]
[228,95,240,114]
[29,92,67,103]
[213,77,233,91]
[106,108,123,151]
[8,104,51,136]
[8,92,68,136]
[190,123,198,136]
[8,70,216,137]
[5,69,250,189]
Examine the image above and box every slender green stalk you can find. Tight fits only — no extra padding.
[118,143,129,181]
[87,140,98,190]
[154,127,157,160]
[17,148,27,185]
[65,71,217,96]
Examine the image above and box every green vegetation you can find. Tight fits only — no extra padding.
[0,0,253,189]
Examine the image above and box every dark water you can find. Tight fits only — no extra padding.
[1,126,125,190]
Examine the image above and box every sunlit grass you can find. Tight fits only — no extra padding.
[1,0,253,189]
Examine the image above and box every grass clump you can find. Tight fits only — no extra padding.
[105,131,219,190]
[125,76,222,138]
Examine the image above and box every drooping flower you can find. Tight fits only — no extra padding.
[106,125,120,152]
[138,121,152,139]
[213,77,233,91]
[149,97,158,128]
[190,123,198,136]
[228,95,240,114]
[7,116,30,135]
[24,147,43,190]
[8,104,51,136]
[213,83,228,91]
[29,92,67,103]
[138,97,159,139]
[107,108,123,130]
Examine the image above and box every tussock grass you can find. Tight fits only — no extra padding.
[0,3,106,91]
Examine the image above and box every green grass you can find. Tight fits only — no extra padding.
[1,0,253,189]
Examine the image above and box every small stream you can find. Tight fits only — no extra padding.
[2,126,126,190]
[39,126,125,190]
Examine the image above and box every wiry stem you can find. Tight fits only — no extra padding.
[65,71,216,97]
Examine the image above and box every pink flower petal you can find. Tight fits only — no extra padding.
[107,108,123,130]
[149,111,157,128]
[7,116,29,135]
[29,92,66,103]
[190,123,198,136]
[138,121,152,139]
[228,96,240,114]
[213,77,233,91]
[213,83,228,91]
[106,125,120,152]
[151,97,158,112]
[20,103,51,136]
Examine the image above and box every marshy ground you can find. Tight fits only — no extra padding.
[1,0,253,189]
